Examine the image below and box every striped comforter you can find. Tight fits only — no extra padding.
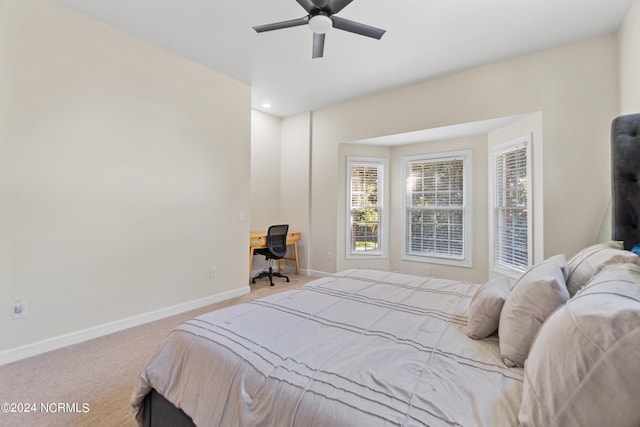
[132,269,523,426]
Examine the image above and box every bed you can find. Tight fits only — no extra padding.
[131,114,640,427]
[132,269,523,426]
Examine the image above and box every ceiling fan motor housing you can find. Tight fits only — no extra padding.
[308,14,333,34]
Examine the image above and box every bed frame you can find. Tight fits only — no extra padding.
[137,113,640,426]
[612,113,640,250]
[141,389,195,427]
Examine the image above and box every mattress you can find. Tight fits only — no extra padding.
[131,269,523,426]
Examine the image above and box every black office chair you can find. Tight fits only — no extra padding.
[252,224,291,286]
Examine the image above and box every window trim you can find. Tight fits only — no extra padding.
[489,135,533,278]
[400,150,473,267]
[346,156,388,259]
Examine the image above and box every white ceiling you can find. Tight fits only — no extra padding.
[51,0,632,118]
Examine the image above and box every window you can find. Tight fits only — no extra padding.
[491,136,532,274]
[402,151,472,266]
[347,157,387,257]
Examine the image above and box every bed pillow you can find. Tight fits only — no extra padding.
[519,263,640,427]
[466,276,511,339]
[566,241,640,296]
[498,255,569,367]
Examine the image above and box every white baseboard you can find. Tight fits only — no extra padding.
[0,286,250,366]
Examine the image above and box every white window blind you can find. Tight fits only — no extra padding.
[348,158,384,255]
[494,142,531,272]
[405,156,465,260]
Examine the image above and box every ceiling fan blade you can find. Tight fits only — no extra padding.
[331,16,386,39]
[253,16,310,33]
[310,0,331,9]
[312,32,325,58]
[296,0,322,14]
[327,0,353,14]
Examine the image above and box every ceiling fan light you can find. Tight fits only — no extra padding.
[308,15,333,34]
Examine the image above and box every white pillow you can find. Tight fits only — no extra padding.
[498,255,569,367]
[466,276,511,339]
[519,263,640,427]
[566,241,639,296]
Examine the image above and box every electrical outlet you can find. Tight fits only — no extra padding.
[13,299,27,319]
[209,267,217,279]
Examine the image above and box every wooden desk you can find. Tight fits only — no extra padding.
[250,231,301,278]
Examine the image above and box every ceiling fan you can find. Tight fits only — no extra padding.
[253,0,386,59]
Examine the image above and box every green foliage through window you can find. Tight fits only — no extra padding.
[349,159,384,255]
[494,142,530,272]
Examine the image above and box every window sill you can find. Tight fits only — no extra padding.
[401,253,472,268]
[491,264,526,280]
[346,253,387,260]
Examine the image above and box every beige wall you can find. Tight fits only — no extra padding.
[1,0,251,358]
[308,35,619,279]
[280,113,312,273]
[251,110,282,231]
[619,0,640,114]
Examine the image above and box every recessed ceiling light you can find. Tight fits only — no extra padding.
[262,103,272,109]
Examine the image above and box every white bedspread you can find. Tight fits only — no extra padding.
[132,269,523,426]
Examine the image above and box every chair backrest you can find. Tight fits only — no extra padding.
[267,224,289,259]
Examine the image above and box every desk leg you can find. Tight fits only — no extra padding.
[293,242,299,275]
[249,248,254,282]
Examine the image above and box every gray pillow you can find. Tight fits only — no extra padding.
[519,263,640,427]
[466,276,511,339]
[566,241,640,296]
[498,255,569,367]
